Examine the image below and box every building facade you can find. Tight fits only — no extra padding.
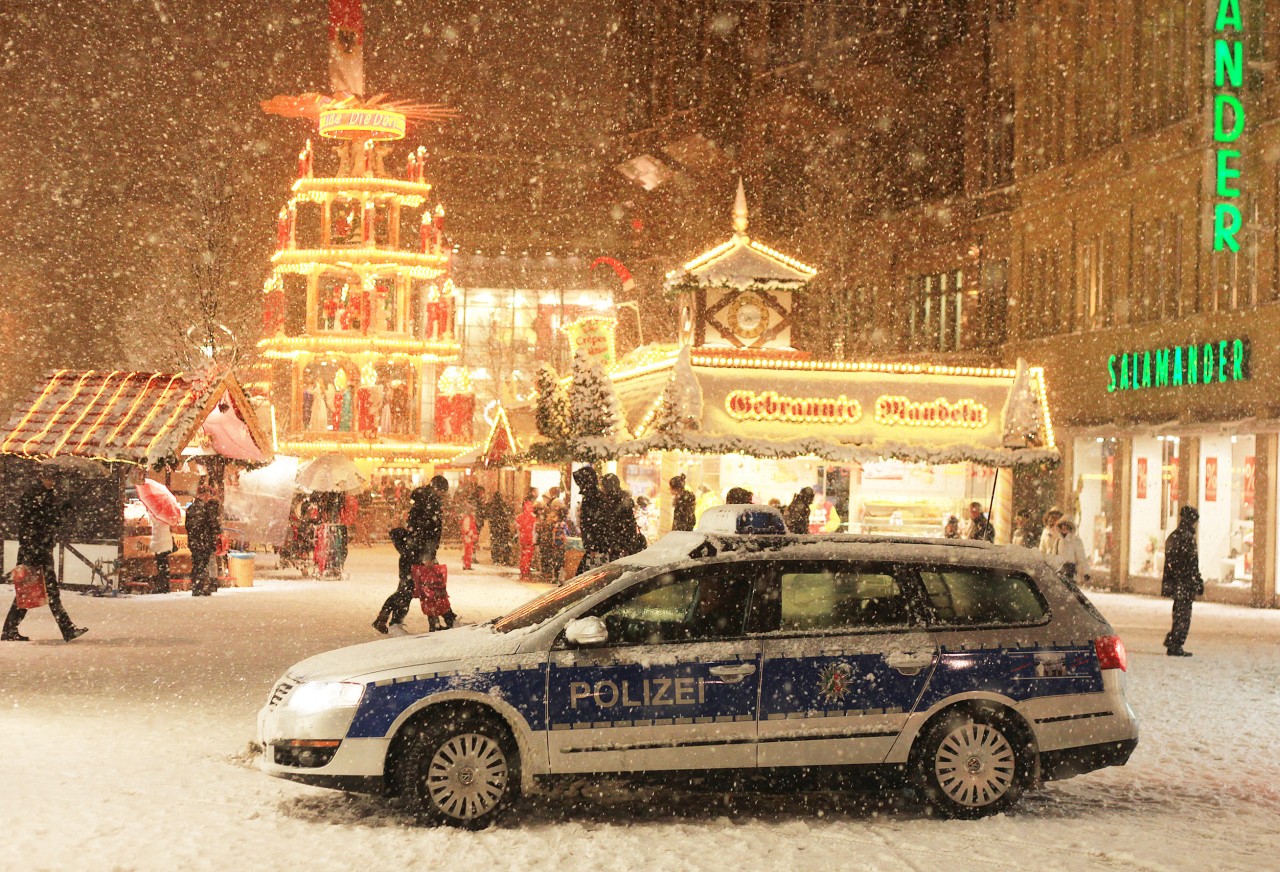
[607,0,1280,606]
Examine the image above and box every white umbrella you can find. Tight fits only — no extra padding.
[296,453,367,493]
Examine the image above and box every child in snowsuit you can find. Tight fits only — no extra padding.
[460,509,479,570]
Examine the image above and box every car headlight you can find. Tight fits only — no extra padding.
[286,681,365,715]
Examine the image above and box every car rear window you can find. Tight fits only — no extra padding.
[919,567,1048,627]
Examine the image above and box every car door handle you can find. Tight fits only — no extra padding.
[709,664,758,683]
[884,652,935,674]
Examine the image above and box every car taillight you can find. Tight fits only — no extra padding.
[1095,635,1127,671]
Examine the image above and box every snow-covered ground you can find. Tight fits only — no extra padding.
[2,545,1278,871]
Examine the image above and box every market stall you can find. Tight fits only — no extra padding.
[0,369,273,592]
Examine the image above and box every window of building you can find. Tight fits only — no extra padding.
[1129,435,1182,578]
[767,0,805,67]
[1075,235,1113,331]
[909,270,964,351]
[1198,435,1256,584]
[983,86,1015,189]
[1134,0,1192,131]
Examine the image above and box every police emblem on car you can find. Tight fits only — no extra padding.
[258,504,1138,826]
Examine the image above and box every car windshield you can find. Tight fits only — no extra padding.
[493,565,634,632]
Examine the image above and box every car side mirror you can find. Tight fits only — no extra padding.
[564,616,609,647]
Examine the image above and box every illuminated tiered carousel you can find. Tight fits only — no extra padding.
[257,92,474,481]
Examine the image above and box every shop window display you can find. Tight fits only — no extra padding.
[1074,437,1117,571]
[1128,435,1180,578]
[1198,434,1254,584]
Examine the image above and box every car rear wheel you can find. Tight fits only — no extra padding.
[914,706,1027,818]
[398,711,519,828]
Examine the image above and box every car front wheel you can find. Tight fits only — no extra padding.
[914,706,1028,818]
[398,712,519,828]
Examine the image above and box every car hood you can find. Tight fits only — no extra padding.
[286,624,524,683]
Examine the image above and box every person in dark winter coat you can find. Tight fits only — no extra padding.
[185,485,223,596]
[783,487,815,534]
[725,487,753,505]
[1161,505,1204,657]
[967,501,995,542]
[670,475,697,532]
[573,466,609,571]
[486,491,514,565]
[3,474,86,642]
[374,476,449,633]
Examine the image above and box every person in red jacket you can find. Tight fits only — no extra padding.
[515,500,538,579]
[460,507,479,571]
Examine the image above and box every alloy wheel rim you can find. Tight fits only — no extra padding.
[426,732,509,820]
[934,722,1016,807]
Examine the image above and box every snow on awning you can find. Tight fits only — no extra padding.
[611,351,1059,468]
[0,369,274,468]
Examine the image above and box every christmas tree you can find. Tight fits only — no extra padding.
[568,349,626,459]
[528,363,571,463]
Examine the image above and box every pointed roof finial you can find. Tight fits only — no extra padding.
[732,177,749,236]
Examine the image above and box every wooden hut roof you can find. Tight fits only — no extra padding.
[0,369,272,468]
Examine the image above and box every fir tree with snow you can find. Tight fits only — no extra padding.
[568,349,626,459]
[1001,358,1043,448]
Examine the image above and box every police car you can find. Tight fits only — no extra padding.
[258,505,1137,826]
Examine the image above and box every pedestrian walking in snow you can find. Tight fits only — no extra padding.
[725,486,753,505]
[783,487,815,534]
[3,473,86,642]
[186,484,223,597]
[670,475,697,532]
[967,501,995,542]
[1162,505,1204,657]
[374,476,447,634]
[516,500,538,578]
[573,466,609,572]
[1053,519,1090,584]
[539,493,567,581]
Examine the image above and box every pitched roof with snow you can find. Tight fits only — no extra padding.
[663,180,818,290]
[0,369,273,468]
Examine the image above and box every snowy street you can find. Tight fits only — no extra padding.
[3,545,1279,872]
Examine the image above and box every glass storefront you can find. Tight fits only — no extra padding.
[1128,435,1180,578]
[1073,431,1262,592]
[1073,437,1118,570]
[1198,434,1255,585]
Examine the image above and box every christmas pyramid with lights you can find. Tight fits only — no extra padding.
[255,0,474,474]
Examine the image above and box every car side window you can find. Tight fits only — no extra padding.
[592,568,755,645]
[778,563,914,631]
[919,566,1048,627]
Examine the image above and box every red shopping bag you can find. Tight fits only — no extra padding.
[13,565,48,609]
[411,563,451,617]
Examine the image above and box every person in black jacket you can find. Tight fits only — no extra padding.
[783,487,815,535]
[3,474,86,642]
[670,475,696,532]
[573,466,609,572]
[374,475,449,633]
[185,485,223,596]
[1162,505,1204,657]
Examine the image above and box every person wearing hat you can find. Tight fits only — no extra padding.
[1161,505,1204,657]
[669,475,696,532]
[1053,517,1090,585]
[1039,508,1064,554]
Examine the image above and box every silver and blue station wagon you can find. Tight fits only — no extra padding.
[259,507,1138,827]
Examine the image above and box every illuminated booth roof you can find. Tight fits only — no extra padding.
[0,370,273,469]
[604,349,1058,468]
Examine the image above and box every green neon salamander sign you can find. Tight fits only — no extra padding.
[1214,0,1245,252]
[1107,339,1249,392]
